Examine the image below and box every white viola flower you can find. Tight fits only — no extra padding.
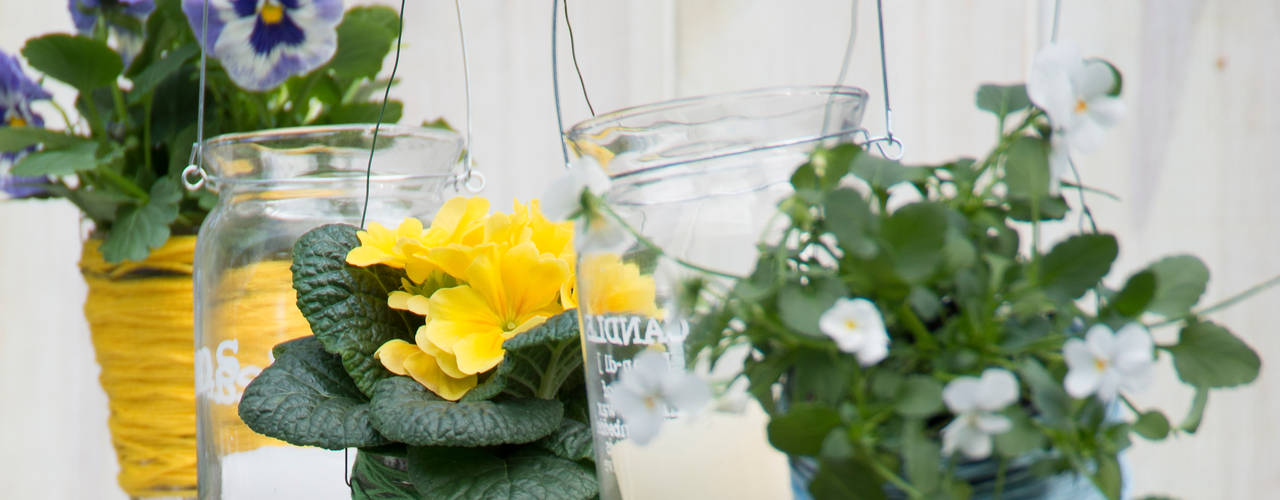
[941,368,1019,460]
[610,349,711,446]
[183,0,343,91]
[542,156,632,253]
[1027,42,1125,192]
[818,298,889,366]
[1063,323,1155,402]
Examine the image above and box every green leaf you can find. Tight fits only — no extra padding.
[327,6,400,82]
[975,84,1031,118]
[291,224,417,395]
[994,406,1046,457]
[99,178,182,263]
[1039,234,1118,302]
[824,187,877,259]
[536,418,594,461]
[1007,195,1069,222]
[10,142,98,176]
[810,144,858,190]
[369,377,563,447]
[1167,321,1260,388]
[789,350,854,407]
[1110,270,1156,317]
[1181,388,1209,433]
[0,127,90,152]
[496,310,583,401]
[893,375,943,418]
[849,154,930,190]
[1018,358,1071,426]
[1004,136,1052,203]
[808,458,887,500]
[767,403,841,456]
[901,420,941,492]
[238,336,388,449]
[127,43,199,103]
[323,101,404,125]
[406,446,597,500]
[778,277,848,337]
[1133,410,1171,440]
[1090,453,1122,500]
[882,202,949,283]
[1145,255,1210,318]
[22,34,123,92]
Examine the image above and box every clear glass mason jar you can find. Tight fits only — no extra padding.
[193,125,463,500]
[566,86,868,500]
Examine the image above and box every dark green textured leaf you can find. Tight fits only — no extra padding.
[1005,136,1052,202]
[976,83,1031,118]
[291,224,416,395]
[370,377,563,447]
[1167,321,1260,388]
[536,418,594,461]
[496,310,583,401]
[1110,270,1157,317]
[1145,255,1210,318]
[778,277,848,338]
[503,309,580,351]
[1133,410,1171,440]
[239,336,387,449]
[767,403,841,456]
[99,178,182,263]
[894,375,944,418]
[10,142,98,176]
[1039,234,1118,302]
[809,458,887,500]
[0,127,90,152]
[327,6,400,82]
[22,34,122,92]
[406,446,596,500]
[882,202,949,283]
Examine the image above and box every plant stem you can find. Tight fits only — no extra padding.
[862,451,924,499]
[96,167,148,201]
[1149,272,1280,328]
[592,193,741,280]
[143,96,153,175]
[897,303,938,351]
[110,84,129,126]
[537,342,569,400]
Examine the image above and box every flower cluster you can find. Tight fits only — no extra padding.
[347,196,659,401]
[0,50,51,198]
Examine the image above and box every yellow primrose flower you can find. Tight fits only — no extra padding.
[422,242,571,375]
[404,197,491,284]
[576,253,661,317]
[375,339,475,401]
[346,218,426,268]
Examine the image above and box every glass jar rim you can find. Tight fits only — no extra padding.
[201,124,464,186]
[566,85,868,179]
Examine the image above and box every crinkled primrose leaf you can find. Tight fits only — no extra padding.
[406,446,597,500]
[291,224,419,396]
[238,336,388,450]
[369,377,563,448]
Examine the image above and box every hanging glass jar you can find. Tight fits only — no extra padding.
[193,125,463,500]
[566,86,868,500]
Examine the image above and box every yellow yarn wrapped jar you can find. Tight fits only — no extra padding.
[194,125,464,499]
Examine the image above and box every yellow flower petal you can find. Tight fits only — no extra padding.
[374,339,420,376]
[416,327,470,379]
[424,286,502,351]
[580,253,660,316]
[403,352,476,401]
[453,332,506,375]
[497,242,569,318]
[346,246,398,268]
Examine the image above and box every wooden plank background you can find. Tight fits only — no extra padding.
[2,0,1277,498]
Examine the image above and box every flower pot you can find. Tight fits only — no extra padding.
[193,125,464,499]
[81,235,201,499]
[566,86,868,500]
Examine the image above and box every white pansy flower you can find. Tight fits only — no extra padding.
[1063,323,1154,402]
[818,298,890,366]
[1027,41,1125,193]
[941,368,1019,460]
[610,349,711,446]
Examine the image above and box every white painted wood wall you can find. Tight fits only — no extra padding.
[2,0,1276,498]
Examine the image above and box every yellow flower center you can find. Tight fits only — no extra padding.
[260,2,285,25]
[8,116,26,128]
[1094,358,1108,371]
[1074,98,1089,114]
[505,321,517,331]
[643,395,659,410]
[844,319,858,330]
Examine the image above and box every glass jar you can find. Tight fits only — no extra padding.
[566,86,868,500]
[194,125,463,500]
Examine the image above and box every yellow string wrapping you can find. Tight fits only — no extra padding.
[81,236,311,497]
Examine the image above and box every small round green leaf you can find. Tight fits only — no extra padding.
[1167,321,1260,388]
[1133,410,1171,440]
[1145,255,1210,318]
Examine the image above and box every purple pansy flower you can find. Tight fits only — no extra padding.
[0,50,52,199]
[183,0,343,92]
[69,0,156,34]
